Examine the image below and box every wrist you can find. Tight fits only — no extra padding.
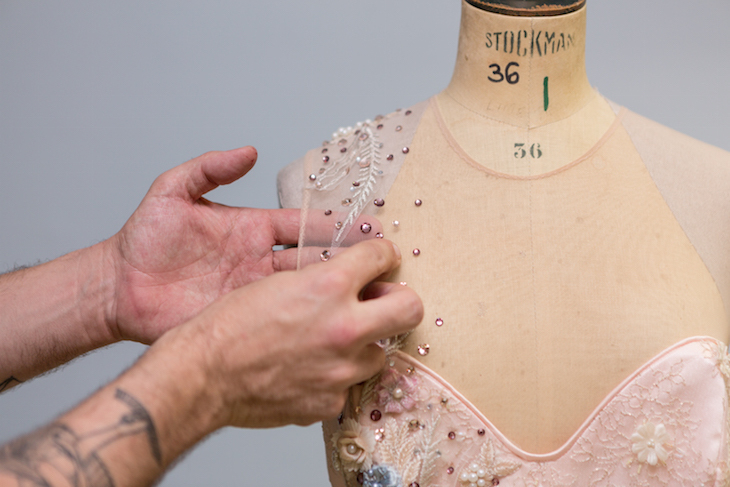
[75,239,121,348]
[130,325,230,446]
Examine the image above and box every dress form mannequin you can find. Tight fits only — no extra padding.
[278,0,730,477]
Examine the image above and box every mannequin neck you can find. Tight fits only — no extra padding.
[444,0,594,128]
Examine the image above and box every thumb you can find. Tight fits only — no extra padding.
[157,146,258,201]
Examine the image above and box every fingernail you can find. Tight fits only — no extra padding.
[392,242,401,260]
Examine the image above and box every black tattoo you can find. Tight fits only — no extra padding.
[0,376,21,393]
[0,388,162,486]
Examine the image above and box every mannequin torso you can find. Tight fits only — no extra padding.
[278,0,730,457]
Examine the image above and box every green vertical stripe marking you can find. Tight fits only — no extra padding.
[543,76,549,111]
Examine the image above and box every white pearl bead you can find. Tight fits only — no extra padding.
[392,388,404,399]
[477,469,486,478]
[469,472,479,482]
[346,444,358,455]
[460,472,469,482]
[477,480,487,487]
[470,463,480,472]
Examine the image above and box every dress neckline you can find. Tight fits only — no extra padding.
[430,95,628,181]
[395,335,723,462]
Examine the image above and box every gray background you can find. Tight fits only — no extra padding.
[1,0,728,485]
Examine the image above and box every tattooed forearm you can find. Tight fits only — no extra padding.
[0,388,162,487]
[114,389,162,466]
[0,377,21,394]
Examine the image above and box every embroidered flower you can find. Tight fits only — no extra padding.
[362,465,401,487]
[376,369,418,413]
[331,419,376,472]
[631,422,670,466]
[459,440,521,486]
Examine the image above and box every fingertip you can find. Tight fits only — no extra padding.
[232,145,258,164]
[391,242,401,261]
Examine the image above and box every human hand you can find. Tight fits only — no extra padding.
[147,238,423,429]
[104,147,302,344]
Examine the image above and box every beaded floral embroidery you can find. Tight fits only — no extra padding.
[327,339,728,487]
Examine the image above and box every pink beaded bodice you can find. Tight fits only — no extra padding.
[323,337,730,487]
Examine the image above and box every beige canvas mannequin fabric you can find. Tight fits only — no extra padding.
[277,0,730,459]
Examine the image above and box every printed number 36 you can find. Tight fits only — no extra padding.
[489,62,520,84]
[514,143,543,159]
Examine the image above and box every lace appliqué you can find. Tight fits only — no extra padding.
[314,122,384,245]
[702,340,730,486]
[458,440,521,486]
[571,356,706,486]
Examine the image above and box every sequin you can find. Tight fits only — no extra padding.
[375,233,384,239]
[377,124,384,130]
[342,198,352,206]
[405,110,412,116]
[370,410,382,422]
[308,174,317,181]
[409,420,420,430]
[448,431,456,440]
[406,367,415,374]
[447,467,455,475]
[324,209,332,216]
[386,154,394,161]
[340,147,347,153]
[359,133,369,141]
[415,199,423,207]
[376,142,384,149]
[335,222,343,230]
[402,147,410,154]
[374,428,385,441]
[322,148,328,153]
[374,199,385,207]
[441,398,449,405]
[395,125,403,132]
[359,159,371,168]
[338,138,347,146]
[352,181,360,187]
[436,318,444,327]
[361,223,372,234]
[320,250,331,262]
[413,249,421,256]
[478,429,486,436]
[418,344,430,356]
[323,155,330,163]
[392,220,400,227]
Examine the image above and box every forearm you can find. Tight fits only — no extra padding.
[0,334,224,487]
[0,242,117,389]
